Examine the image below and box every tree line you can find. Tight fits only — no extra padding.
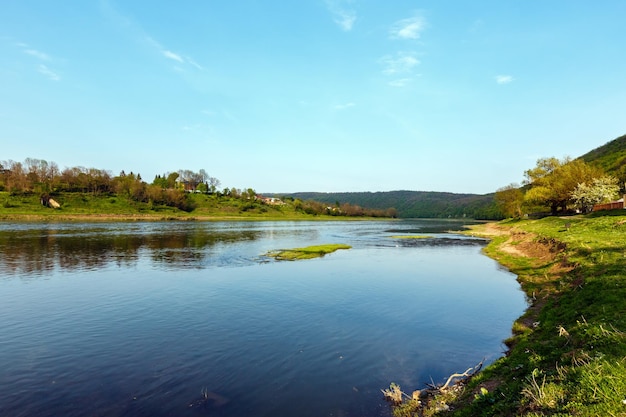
[0,158,394,217]
[0,158,232,212]
[495,156,622,217]
[288,198,398,218]
[279,191,500,219]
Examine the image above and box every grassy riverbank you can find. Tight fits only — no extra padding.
[434,212,626,416]
[0,192,370,221]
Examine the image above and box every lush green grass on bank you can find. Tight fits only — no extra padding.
[2,192,179,216]
[440,213,626,417]
[0,192,358,221]
[387,212,626,416]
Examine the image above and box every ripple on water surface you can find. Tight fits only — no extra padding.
[0,220,525,417]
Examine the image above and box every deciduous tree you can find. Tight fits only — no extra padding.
[571,176,620,213]
[495,183,524,218]
[524,157,604,214]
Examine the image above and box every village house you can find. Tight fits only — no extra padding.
[257,196,285,205]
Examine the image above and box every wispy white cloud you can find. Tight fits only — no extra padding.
[145,36,206,71]
[202,109,238,123]
[186,57,204,70]
[333,102,356,110]
[150,38,205,71]
[388,78,412,88]
[15,42,53,61]
[182,123,202,131]
[337,10,357,31]
[380,52,420,75]
[145,36,189,66]
[390,13,427,40]
[382,13,426,87]
[495,75,514,84]
[102,3,203,72]
[14,42,61,80]
[24,49,50,61]
[469,19,484,34]
[163,50,184,63]
[38,64,60,81]
[325,0,356,31]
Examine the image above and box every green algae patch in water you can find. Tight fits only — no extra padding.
[266,244,352,261]
[390,235,433,239]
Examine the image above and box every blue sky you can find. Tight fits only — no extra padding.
[2,1,625,194]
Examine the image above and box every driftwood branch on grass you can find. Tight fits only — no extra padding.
[382,359,485,414]
[429,360,484,391]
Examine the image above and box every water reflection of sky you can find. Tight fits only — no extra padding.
[0,220,485,276]
[0,220,525,417]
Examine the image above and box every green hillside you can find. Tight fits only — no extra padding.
[580,133,626,184]
[275,133,626,220]
[274,191,501,219]
[4,132,625,221]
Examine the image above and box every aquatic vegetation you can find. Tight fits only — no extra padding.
[390,235,432,239]
[265,244,351,260]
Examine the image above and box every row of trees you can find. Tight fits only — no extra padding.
[495,157,622,217]
[153,169,221,194]
[0,158,233,211]
[0,158,113,194]
[291,198,397,218]
[0,157,394,217]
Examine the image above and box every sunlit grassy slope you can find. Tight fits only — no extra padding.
[445,212,626,416]
[0,192,339,220]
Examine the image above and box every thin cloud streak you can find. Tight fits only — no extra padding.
[186,57,204,70]
[15,41,53,61]
[388,78,412,87]
[333,102,356,110]
[390,14,426,39]
[163,50,184,63]
[380,52,420,75]
[24,49,50,61]
[325,0,356,31]
[495,75,514,84]
[102,3,202,71]
[38,64,60,81]
[146,36,187,65]
[14,42,61,80]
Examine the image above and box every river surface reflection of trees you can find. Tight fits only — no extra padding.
[0,225,262,276]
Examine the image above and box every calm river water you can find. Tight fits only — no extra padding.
[0,220,526,417]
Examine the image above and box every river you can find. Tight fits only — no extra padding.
[0,219,526,417]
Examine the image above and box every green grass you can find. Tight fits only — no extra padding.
[0,191,353,221]
[0,192,180,218]
[435,213,626,416]
[265,244,352,260]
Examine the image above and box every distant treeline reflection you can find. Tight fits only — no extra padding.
[0,227,262,276]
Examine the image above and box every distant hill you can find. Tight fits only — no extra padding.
[580,133,626,182]
[273,133,626,220]
[273,191,501,219]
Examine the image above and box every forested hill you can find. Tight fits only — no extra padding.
[273,191,500,219]
[580,133,626,181]
[275,133,626,220]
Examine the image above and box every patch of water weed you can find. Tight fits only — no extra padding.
[265,244,351,261]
